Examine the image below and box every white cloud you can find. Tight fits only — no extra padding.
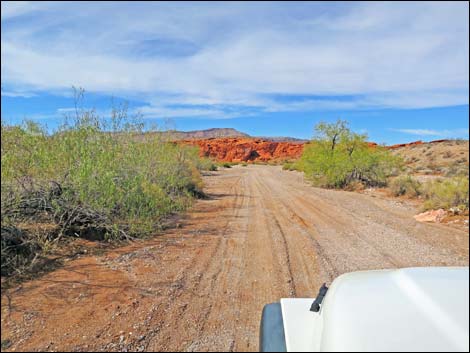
[391,129,442,136]
[0,90,37,98]
[1,1,468,115]
[391,128,469,137]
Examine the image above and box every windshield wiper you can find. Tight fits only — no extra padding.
[310,283,329,312]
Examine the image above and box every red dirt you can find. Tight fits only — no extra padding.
[179,137,304,162]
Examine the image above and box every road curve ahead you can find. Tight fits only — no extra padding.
[1,165,468,352]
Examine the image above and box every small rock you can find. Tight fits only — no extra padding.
[414,209,447,223]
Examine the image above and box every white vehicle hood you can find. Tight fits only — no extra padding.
[281,267,469,352]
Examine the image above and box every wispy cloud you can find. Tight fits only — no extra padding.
[1,1,469,118]
[0,90,37,98]
[391,128,469,137]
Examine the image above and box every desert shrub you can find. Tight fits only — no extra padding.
[445,163,469,177]
[421,177,469,211]
[1,91,210,276]
[389,176,422,197]
[283,162,301,171]
[194,156,218,172]
[1,120,206,236]
[221,162,233,168]
[241,163,248,167]
[442,151,453,159]
[298,120,402,188]
[283,162,294,170]
[2,121,204,234]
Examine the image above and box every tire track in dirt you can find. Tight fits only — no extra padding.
[254,173,340,284]
[146,172,249,352]
[251,174,336,291]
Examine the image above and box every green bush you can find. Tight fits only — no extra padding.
[194,157,218,172]
[1,119,206,238]
[1,93,210,276]
[389,176,422,197]
[298,120,402,188]
[422,177,469,211]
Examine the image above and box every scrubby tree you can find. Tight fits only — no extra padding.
[299,119,402,188]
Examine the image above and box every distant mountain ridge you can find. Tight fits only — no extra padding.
[165,128,249,139]
[254,136,308,143]
[164,127,307,143]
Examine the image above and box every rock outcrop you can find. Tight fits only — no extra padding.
[388,140,424,149]
[179,136,463,164]
[413,209,447,223]
[180,137,304,162]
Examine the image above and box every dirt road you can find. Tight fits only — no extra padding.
[2,165,468,352]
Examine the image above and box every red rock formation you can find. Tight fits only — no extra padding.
[179,137,304,162]
[429,139,450,144]
[179,137,454,162]
[387,140,424,149]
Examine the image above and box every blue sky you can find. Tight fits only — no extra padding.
[1,1,469,144]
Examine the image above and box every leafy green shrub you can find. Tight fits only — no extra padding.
[298,120,402,188]
[389,176,422,197]
[1,92,210,277]
[1,118,206,237]
[422,177,469,211]
[194,156,218,172]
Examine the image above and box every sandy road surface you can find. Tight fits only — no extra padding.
[1,165,468,352]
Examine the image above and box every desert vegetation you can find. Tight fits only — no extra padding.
[294,120,402,188]
[391,139,469,177]
[390,175,469,211]
[421,177,469,211]
[389,175,422,198]
[286,120,469,215]
[1,91,214,278]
